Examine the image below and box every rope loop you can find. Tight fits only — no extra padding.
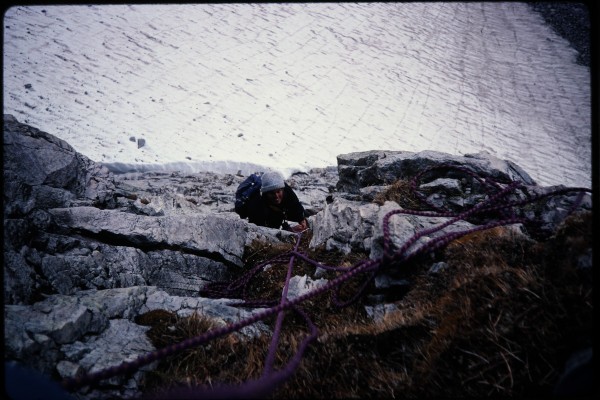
[60,166,591,398]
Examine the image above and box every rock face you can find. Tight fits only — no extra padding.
[3,115,592,399]
[335,149,536,194]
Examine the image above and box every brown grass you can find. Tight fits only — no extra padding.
[137,211,592,398]
[373,178,429,210]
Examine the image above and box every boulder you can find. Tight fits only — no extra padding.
[4,286,270,399]
[336,149,536,194]
[3,114,116,214]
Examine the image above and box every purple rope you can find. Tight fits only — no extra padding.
[410,163,503,212]
[202,252,292,300]
[146,305,318,399]
[62,250,377,391]
[262,232,303,376]
[383,179,523,261]
[61,166,591,396]
[288,250,345,271]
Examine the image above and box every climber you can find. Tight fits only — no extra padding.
[235,171,308,232]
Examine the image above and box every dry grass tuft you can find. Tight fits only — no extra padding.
[373,178,428,209]
[138,310,271,394]
[139,211,592,398]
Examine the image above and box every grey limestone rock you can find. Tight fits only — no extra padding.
[3,115,591,399]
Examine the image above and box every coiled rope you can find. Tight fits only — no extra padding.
[61,165,591,397]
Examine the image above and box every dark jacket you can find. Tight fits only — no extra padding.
[244,183,305,229]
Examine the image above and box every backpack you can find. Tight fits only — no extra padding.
[234,173,262,217]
